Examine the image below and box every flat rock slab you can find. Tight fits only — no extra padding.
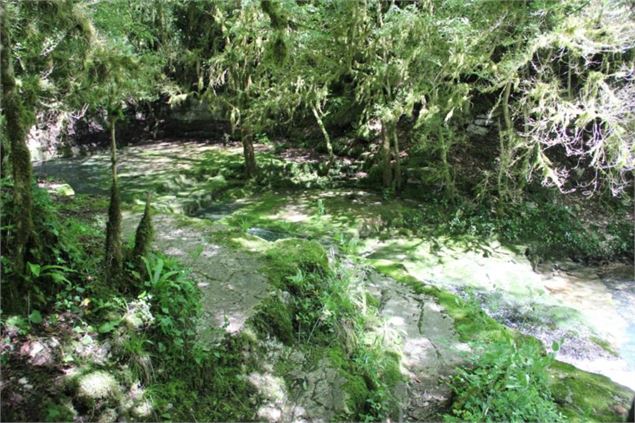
[123,213,270,338]
[365,270,469,421]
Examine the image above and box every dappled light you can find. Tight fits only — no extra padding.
[3,0,634,422]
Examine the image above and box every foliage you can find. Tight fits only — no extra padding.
[446,338,563,422]
[140,254,200,359]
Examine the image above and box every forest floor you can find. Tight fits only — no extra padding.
[32,139,635,421]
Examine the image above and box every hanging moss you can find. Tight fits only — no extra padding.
[132,193,154,266]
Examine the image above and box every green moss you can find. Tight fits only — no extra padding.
[589,336,618,356]
[365,292,380,308]
[550,361,633,422]
[372,261,511,344]
[381,351,402,387]
[44,400,76,422]
[327,347,369,416]
[252,295,295,344]
[343,373,370,415]
[131,193,153,267]
[265,238,329,286]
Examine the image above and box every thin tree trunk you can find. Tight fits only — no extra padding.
[390,123,402,193]
[1,11,35,279]
[567,53,573,98]
[498,81,514,204]
[242,128,257,179]
[312,106,334,170]
[105,116,123,280]
[381,122,392,189]
[439,129,455,198]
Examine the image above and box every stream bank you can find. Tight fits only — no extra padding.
[33,139,635,420]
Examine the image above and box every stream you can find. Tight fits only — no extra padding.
[34,141,635,391]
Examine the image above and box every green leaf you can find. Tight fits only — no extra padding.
[98,321,118,333]
[28,262,41,278]
[29,310,43,324]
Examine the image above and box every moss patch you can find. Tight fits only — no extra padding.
[550,361,633,422]
[265,238,329,286]
[252,295,294,344]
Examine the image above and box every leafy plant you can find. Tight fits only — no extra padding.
[140,254,201,359]
[446,339,563,422]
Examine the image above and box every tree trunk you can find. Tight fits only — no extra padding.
[439,128,455,198]
[390,123,402,193]
[381,122,392,189]
[242,129,257,179]
[105,116,123,280]
[1,10,35,278]
[498,81,513,204]
[312,106,334,171]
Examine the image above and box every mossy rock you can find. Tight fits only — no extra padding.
[266,239,329,285]
[550,361,634,422]
[75,370,122,408]
[326,347,370,417]
[342,373,369,416]
[52,183,75,197]
[252,295,295,344]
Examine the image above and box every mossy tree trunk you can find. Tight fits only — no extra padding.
[312,106,334,171]
[381,122,393,189]
[1,10,36,279]
[497,81,514,205]
[105,115,123,281]
[241,128,257,179]
[132,192,153,274]
[390,123,402,193]
[438,128,456,199]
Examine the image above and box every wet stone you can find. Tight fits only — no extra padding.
[247,227,291,242]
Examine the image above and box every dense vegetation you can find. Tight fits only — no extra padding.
[1,0,633,422]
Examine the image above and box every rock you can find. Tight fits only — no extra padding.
[131,400,153,419]
[20,339,55,367]
[122,299,154,331]
[97,408,118,423]
[257,406,282,421]
[466,123,489,136]
[365,270,468,420]
[294,359,347,420]
[53,183,75,196]
[76,371,121,404]
[249,373,287,403]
